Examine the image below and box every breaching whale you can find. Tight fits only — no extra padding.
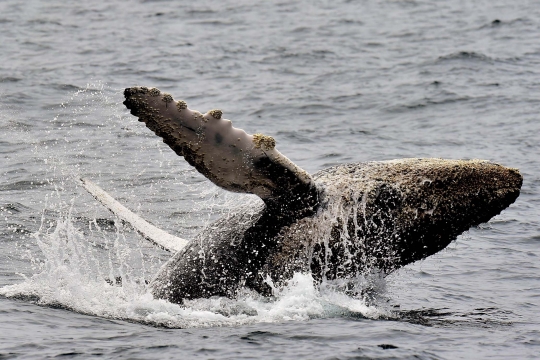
[85,86,522,304]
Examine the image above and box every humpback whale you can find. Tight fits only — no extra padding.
[87,86,522,304]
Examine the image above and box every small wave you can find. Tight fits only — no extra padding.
[0,180,48,192]
[48,84,88,92]
[0,120,32,131]
[394,307,514,327]
[478,18,532,29]
[1,223,34,238]
[185,8,217,15]
[275,131,315,144]
[435,51,493,64]
[2,92,34,103]
[0,202,33,213]
[337,18,364,26]
[190,19,237,26]
[259,48,337,65]
[27,18,62,26]
[0,76,21,83]
[385,93,471,113]
[433,50,523,67]
[330,93,363,104]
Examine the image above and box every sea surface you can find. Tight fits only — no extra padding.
[1,0,539,358]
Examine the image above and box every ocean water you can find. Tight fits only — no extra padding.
[1,0,539,358]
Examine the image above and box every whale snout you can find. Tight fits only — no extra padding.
[477,165,522,222]
[391,159,523,269]
[123,86,151,117]
[426,160,522,225]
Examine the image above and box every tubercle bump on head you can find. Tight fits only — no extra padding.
[149,88,161,97]
[177,100,188,110]
[162,93,173,105]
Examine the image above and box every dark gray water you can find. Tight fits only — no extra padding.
[1,0,539,358]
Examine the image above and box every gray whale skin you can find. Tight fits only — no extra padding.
[123,86,522,304]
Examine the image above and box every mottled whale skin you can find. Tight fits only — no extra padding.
[122,86,522,304]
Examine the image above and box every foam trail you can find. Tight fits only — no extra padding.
[78,178,188,252]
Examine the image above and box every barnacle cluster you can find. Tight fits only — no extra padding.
[208,109,223,119]
[162,93,173,106]
[252,133,276,150]
[177,100,188,110]
[149,88,161,97]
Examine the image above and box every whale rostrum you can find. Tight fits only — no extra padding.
[118,86,523,303]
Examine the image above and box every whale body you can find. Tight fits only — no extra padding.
[116,86,522,303]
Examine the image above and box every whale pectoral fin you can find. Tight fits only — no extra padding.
[123,87,319,215]
[79,178,188,253]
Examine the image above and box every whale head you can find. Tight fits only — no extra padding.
[266,158,523,282]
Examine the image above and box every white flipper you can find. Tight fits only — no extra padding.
[123,87,316,201]
[78,178,188,252]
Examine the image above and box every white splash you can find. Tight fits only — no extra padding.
[0,212,388,328]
